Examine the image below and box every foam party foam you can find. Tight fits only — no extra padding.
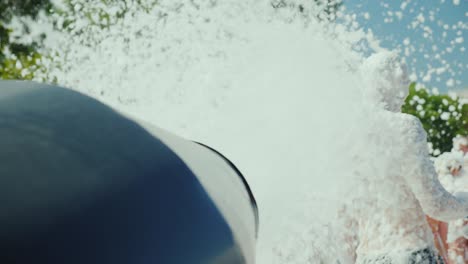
[24,0,457,263]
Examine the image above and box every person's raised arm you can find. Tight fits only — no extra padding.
[402,116,468,222]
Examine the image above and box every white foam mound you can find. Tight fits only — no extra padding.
[37,1,417,263]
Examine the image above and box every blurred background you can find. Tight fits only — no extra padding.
[1,0,466,156]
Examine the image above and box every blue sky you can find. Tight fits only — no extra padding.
[343,0,467,93]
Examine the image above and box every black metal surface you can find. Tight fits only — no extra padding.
[0,81,247,264]
[194,141,259,238]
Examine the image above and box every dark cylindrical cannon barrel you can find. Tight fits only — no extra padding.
[0,81,258,264]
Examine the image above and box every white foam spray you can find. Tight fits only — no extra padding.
[34,0,414,263]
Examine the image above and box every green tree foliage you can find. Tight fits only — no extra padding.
[0,0,160,80]
[53,0,158,32]
[271,0,343,22]
[402,83,468,156]
[0,0,52,19]
[0,0,52,80]
[312,0,342,21]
